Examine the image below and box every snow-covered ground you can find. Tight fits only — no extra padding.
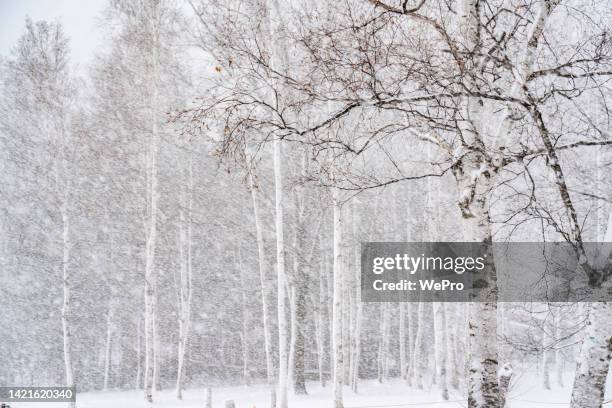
[8,372,611,408]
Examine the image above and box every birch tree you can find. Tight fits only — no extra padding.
[175,154,194,399]
[0,19,78,407]
[99,1,187,400]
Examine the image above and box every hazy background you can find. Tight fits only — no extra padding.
[0,0,106,65]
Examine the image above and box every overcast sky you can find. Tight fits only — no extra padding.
[0,0,107,65]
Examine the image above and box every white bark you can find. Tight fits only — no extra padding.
[377,303,391,383]
[273,138,289,408]
[239,250,251,386]
[499,363,513,408]
[61,202,75,408]
[332,189,344,408]
[542,313,554,390]
[264,0,290,403]
[350,205,362,392]
[144,138,157,401]
[494,0,560,148]
[569,210,612,407]
[350,299,362,392]
[290,171,308,396]
[341,227,351,386]
[144,2,161,401]
[570,303,612,408]
[445,304,460,390]
[457,1,501,404]
[399,303,407,380]
[136,318,142,389]
[433,302,449,400]
[176,159,193,399]
[555,312,564,388]
[411,301,426,389]
[103,307,113,391]
[248,167,276,406]
[144,274,155,403]
[467,300,499,408]
[153,299,161,392]
[316,258,328,388]
[406,302,415,387]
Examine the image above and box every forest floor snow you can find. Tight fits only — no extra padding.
[8,372,612,408]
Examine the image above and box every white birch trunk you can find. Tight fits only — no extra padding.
[445,304,460,390]
[406,302,416,386]
[458,1,500,404]
[290,175,308,395]
[103,307,113,391]
[341,225,351,386]
[411,300,426,389]
[61,202,75,408]
[555,311,564,388]
[377,303,391,382]
[569,212,612,406]
[542,314,553,390]
[570,302,612,408]
[350,300,362,392]
[399,303,407,380]
[144,273,155,403]
[153,297,162,392]
[350,205,362,392]
[144,2,160,400]
[176,159,193,399]
[316,259,328,387]
[248,167,276,407]
[238,249,251,386]
[332,189,344,408]
[136,317,142,389]
[434,303,449,400]
[273,138,289,408]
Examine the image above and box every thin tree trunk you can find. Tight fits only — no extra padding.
[332,189,344,408]
[411,300,426,389]
[316,257,328,388]
[61,204,75,408]
[273,138,288,408]
[377,303,391,383]
[542,312,553,390]
[136,317,142,389]
[349,202,362,393]
[153,291,161,392]
[144,275,155,403]
[555,311,564,388]
[445,304,460,390]
[176,160,193,399]
[433,303,449,400]
[290,178,307,395]
[406,302,415,386]
[248,166,276,407]
[143,8,160,397]
[238,249,251,386]
[103,306,113,390]
[350,237,362,391]
[291,283,307,394]
[341,220,351,386]
[399,303,407,381]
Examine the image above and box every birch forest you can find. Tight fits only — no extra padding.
[1,0,612,407]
